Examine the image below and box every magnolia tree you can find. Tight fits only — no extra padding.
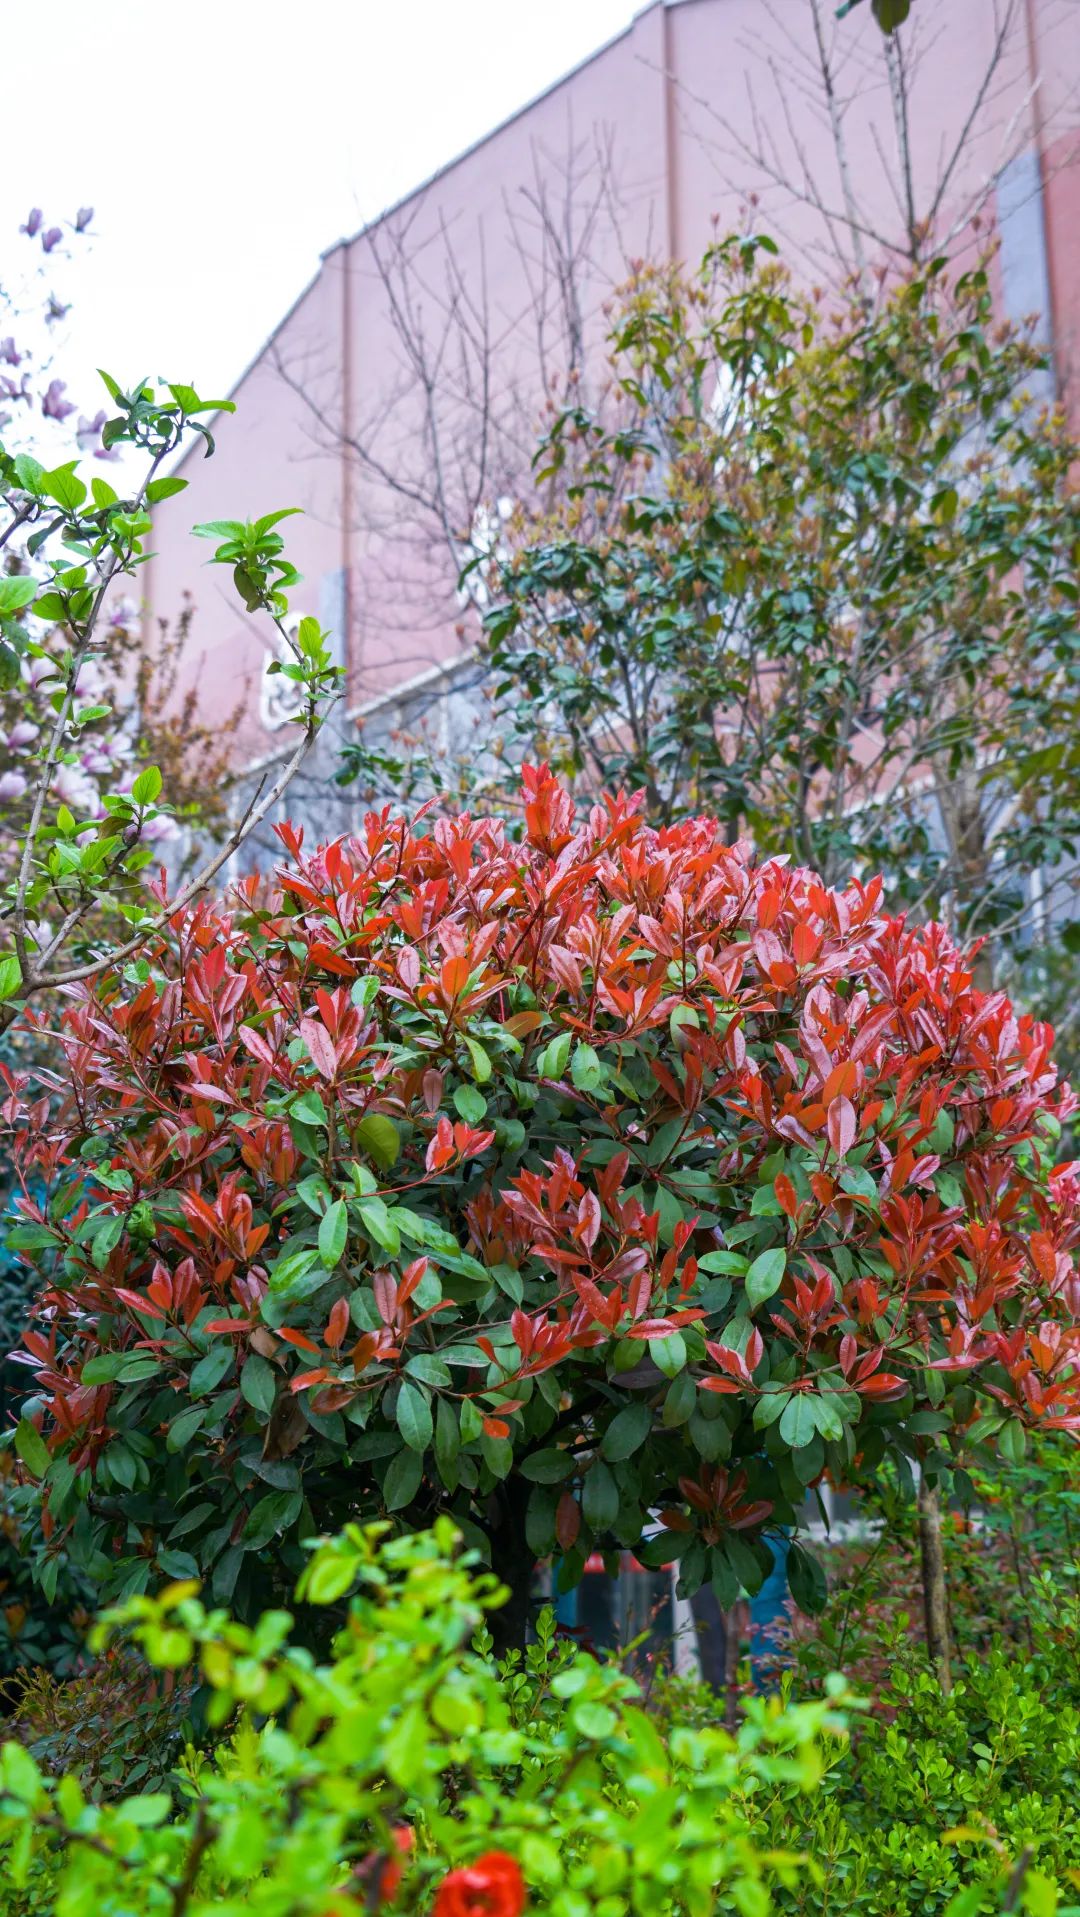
[0,386,339,1032]
[4,766,1077,1672]
[0,197,339,1028]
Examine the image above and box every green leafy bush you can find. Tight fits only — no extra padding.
[0,1518,841,1916]
[764,1612,1080,1917]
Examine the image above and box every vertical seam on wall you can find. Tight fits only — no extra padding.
[341,241,355,688]
[662,2,681,263]
[1021,0,1059,393]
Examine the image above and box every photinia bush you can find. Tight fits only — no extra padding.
[3,766,1079,1628]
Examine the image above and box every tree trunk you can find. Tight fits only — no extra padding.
[917,1472,953,1691]
[486,1478,536,1656]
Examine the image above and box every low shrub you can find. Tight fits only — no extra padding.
[0,1518,841,1916]
[0,1518,1072,1916]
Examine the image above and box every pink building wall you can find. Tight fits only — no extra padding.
[145,0,1080,778]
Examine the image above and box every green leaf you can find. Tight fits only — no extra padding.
[358,1197,400,1256]
[525,1485,558,1556]
[355,1113,400,1170]
[43,463,87,513]
[453,1084,488,1126]
[779,1395,818,1450]
[745,1247,787,1311]
[434,1397,460,1489]
[12,453,46,495]
[0,955,23,1004]
[240,1353,277,1416]
[318,1198,348,1269]
[131,765,162,806]
[396,1380,433,1453]
[649,1331,687,1378]
[383,1447,423,1511]
[0,577,38,616]
[242,1488,302,1548]
[190,1342,234,1397]
[570,1043,605,1093]
[464,1037,492,1083]
[582,1459,619,1531]
[166,1406,207,1452]
[14,1418,50,1478]
[787,1541,828,1615]
[520,1448,575,1483]
[405,1353,453,1388]
[91,1213,124,1271]
[871,0,912,30]
[146,476,188,505]
[600,1403,652,1461]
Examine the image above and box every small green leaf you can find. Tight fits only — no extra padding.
[355,1113,400,1170]
[600,1403,652,1461]
[787,1541,828,1615]
[583,1459,619,1531]
[383,1447,423,1511]
[745,1247,786,1310]
[396,1380,433,1453]
[464,1037,492,1083]
[520,1448,575,1483]
[0,577,38,616]
[0,955,22,1004]
[453,1084,488,1126]
[779,1394,818,1450]
[146,476,188,505]
[14,1418,50,1478]
[131,765,162,806]
[240,1353,277,1416]
[190,1342,234,1397]
[358,1197,400,1256]
[318,1198,348,1269]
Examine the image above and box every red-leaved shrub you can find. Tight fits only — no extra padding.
[3,767,1078,1625]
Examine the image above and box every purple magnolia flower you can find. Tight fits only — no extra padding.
[45,295,71,326]
[0,770,29,804]
[52,763,98,813]
[20,209,42,238]
[23,654,57,690]
[141,812,179,844]
[73,660,105,699]
[76,409,107,451]
[41,226,63,254]
[75,206,94,232]
[0,374,31,406]
[0,338,21,367]
[6,721,38,750]
[42,379,76,423]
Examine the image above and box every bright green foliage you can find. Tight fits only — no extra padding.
[765,1616,1080,1917]
[0,381,339,1033]
[0,1519,842,1916]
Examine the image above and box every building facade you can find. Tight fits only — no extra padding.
[145,0,1080,844]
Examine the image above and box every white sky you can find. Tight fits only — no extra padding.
[1,0,637,425]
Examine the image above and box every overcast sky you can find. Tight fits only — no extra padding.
[3,0,637,426]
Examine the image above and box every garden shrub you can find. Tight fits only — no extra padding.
[3,767,1079,1629]
[0,1518,842,1917]
[764,1606,1080,1917]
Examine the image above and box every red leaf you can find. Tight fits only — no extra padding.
[300,1016,338,1083]
[277,1328,322,1355]
[827,1095,856,1160]
[555,1491,580,1552]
